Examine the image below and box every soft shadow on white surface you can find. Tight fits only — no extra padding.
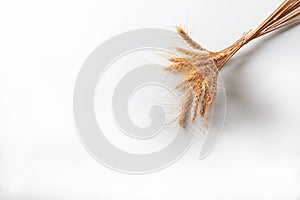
[223,23,300,126]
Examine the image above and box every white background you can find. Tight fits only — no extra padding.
[1,0,300,199]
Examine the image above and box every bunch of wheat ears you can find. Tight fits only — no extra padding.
[165,0,300,127]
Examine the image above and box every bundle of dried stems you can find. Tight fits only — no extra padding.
[165,0,300,127]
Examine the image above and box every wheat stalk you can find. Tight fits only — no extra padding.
[165,0,300,127]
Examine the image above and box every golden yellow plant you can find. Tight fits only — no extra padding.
[166,0,300,127]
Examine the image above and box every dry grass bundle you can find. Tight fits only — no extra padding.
[166,0,300,127]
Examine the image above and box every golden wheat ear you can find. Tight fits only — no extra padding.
[176,26,205,51]
[165,27,218,127]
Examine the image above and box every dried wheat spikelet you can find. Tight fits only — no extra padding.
[165,0,300,127]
